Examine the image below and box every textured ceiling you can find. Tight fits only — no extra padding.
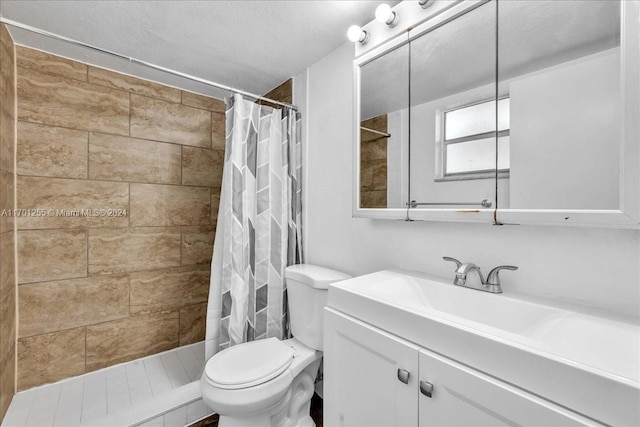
[0,0,397,99]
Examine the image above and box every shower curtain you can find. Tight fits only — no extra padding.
[205,93,303,360]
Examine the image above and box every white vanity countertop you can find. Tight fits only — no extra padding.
[327,269,640,426]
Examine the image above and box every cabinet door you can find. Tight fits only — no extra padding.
[418,349,601,426]
[324,308,419,427]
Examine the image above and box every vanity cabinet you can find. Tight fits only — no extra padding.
[325,308,601,426]
[323,307,419,426]
[417,349,597,426]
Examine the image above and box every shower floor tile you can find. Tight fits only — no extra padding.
[2,342,210,427]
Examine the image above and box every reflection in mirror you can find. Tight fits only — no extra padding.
[408,1,502,209]
[359,43,409,209]
[497,0,620,210]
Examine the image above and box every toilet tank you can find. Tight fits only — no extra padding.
[285,264,351,351]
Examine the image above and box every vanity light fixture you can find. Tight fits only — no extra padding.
[375,4,399,27]
[347,25,369,44]
[418,0,435,8]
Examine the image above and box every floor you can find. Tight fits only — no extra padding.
[2,340,325,427]
[2,342,213,427]
[310,394,323,427]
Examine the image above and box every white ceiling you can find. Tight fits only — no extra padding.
[0,0,397,100]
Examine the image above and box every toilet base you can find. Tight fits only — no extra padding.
[217,358,322,427]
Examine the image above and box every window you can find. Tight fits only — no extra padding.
[441,98,510,179]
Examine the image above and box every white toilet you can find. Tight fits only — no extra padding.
[200,264,351,427]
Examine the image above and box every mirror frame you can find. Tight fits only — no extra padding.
[352,0,640,228]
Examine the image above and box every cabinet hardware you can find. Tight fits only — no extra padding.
[397,369,410,384]
[420,380,434,398]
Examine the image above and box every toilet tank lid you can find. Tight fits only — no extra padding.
[285,264,352,289]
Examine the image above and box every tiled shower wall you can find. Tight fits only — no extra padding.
[360,114,387,208]
[0,24,17,420]
[14,46,225,391]
[259,79,292,109]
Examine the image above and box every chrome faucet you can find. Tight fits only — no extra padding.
[443,257,518,294]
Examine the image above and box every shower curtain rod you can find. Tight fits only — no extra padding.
[0,18,299,111]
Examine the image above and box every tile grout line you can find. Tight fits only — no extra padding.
[86,228,89,279]
[121,360,133,414]
[20,52,222,109]
[84,326,88,381]
[86,131,90,180]
[142,353,167,398]
[49,380,65,427]
[18,118,214,151]
[15,171,214,188]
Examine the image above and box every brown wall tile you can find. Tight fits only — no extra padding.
[361,115,388,143]
[19,275,129,338]
[17,327,85,391]
[130,184,210,227]
[89,133,181,184]
[259,79,293,109]
[0,25,16,174]
[360,162,373,192]
[371,159,387,191]
[17,122,88,179]
[0,288,16,412]
[17,67,129,135]
[361,139,388,162]
[360,114,388,208]
[130,94,211,147]
[17,176,129,229]
[0,23,16,418]
[0,231,15,299]
[179,303,207,346]
[0,169,14,234]
[130,264,209,314]
[18,229,87,284]
[211,190,221,225]
[181,91,224,112]
[182,225,215,266]
[88,66,181,103]
[211,112,225,151]
[182,146,223,187]
[16,47,87,82]
[88,227,181,275]
[86,311,179,371]
[361,191,387,209]
[12,47,221,388]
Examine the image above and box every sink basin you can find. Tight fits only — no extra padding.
[327,269,640,426]
[363,271,570,334]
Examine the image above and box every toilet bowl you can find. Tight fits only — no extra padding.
[200,264,351,427]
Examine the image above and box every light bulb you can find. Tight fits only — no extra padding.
[375,4,398,27]
[347,25,369,44]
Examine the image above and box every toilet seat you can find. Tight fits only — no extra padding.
[205,338,295,390]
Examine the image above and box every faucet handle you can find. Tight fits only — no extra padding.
[486,265,518,285]
[443,257,462,269]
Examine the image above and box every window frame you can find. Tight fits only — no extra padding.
[438,97,511,182]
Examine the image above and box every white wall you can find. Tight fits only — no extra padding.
[301,42,639,317]
[509,48,620,209]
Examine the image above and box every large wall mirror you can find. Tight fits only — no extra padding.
[353,0,640,227]
[408,0,501,211]
[359,43,409,209]
[497,0,619,211]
